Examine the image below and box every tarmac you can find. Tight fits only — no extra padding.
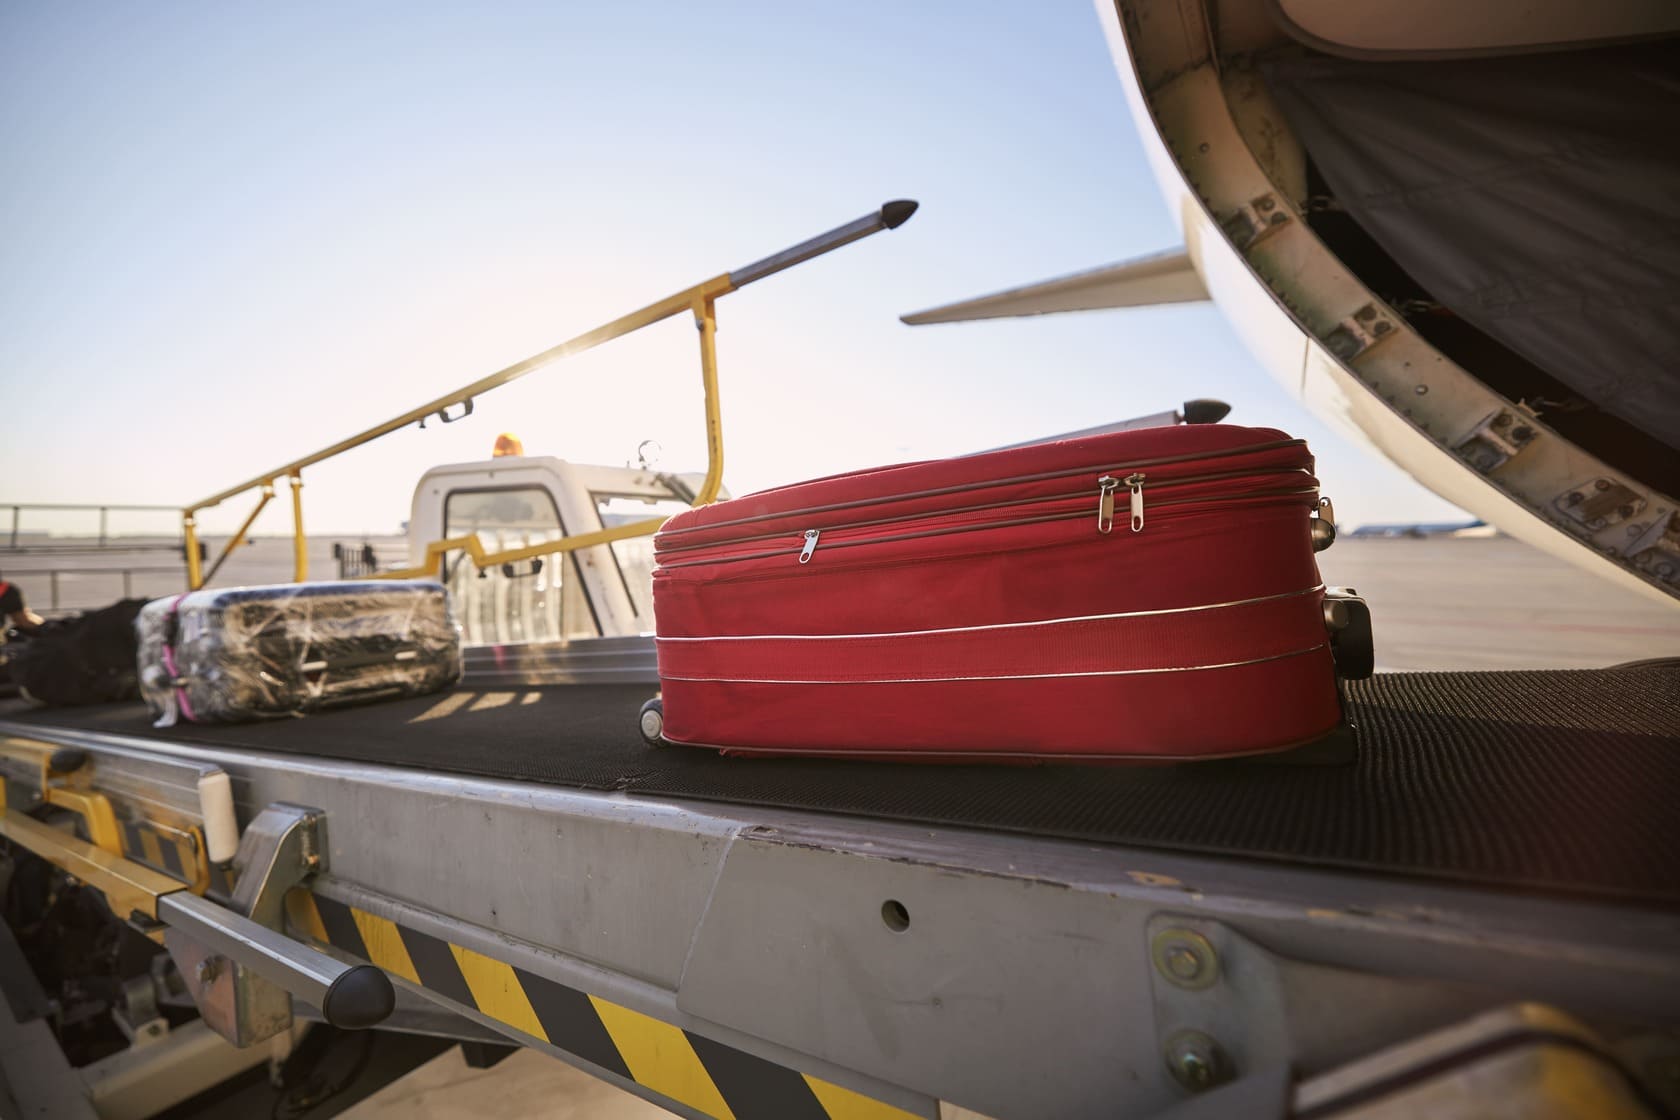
[1315,535,1677,670]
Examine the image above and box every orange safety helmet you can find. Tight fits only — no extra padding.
[492,432,525,458]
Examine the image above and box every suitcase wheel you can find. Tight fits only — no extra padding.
[638,698,666,746]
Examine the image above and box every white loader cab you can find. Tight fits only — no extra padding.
[406,455,719,645]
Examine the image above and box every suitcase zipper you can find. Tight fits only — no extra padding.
[662,463,1309,560]
[659,484,1317,571]
[1097,476,1118,534]
[1125,473,1145,533]
[657,437,1308,545]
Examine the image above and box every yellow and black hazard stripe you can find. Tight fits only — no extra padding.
[286,890,923,1120]
[118,818,209,893]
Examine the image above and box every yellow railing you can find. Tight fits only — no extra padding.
[181,201,917,589]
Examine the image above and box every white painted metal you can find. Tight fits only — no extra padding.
[408,456,717,640]
[1091,0,1680,607]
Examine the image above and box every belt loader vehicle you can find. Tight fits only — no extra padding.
[3,1,1679,1116]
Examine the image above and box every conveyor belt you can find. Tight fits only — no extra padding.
[4,667,1678,907]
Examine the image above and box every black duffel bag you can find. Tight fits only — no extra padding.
[6,600,147,707]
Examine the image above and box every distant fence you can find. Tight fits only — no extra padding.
[1,566,185,616]
[3,503,184,552]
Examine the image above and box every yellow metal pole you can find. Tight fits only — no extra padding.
[369,517,669,581]
[289,474,308,582]
[179,201,916,538]
[201,486,274,587]
[0,803,184,922]
[185,276,735,518]
[693,296,726,507]
[367,297,726,581]
[183,514,203,590]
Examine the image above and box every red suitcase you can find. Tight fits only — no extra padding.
[651,424,1346,762]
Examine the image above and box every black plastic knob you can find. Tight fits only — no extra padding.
[321,965,396,1029]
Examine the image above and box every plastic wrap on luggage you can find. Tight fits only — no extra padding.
[137,581,461,725]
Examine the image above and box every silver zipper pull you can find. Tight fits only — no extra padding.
[1125,473,1146,532]
[799,529,820,564]
[1097,476,1118,534]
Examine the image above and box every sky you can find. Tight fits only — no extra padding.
[0,0,1467,538]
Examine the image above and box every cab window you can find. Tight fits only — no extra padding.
[443,487,598,645]
[595,495,692,623]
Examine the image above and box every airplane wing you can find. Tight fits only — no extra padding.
[900,248,1207,325]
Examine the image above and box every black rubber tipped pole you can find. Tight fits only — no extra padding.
[880,199,918,229]
[1180,399,1232,425]
[729,198,920,288]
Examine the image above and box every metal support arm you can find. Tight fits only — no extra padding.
[178,200,917,589]
[159,893,393,1030]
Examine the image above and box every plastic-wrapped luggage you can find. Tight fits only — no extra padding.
[652,424,1360,762]
[137,581,461,725]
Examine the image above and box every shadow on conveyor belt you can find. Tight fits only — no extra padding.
[3,667,1678,908]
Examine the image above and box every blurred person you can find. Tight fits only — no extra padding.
[0,574,45,634]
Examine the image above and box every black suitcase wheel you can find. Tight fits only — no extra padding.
[638,698,666,746]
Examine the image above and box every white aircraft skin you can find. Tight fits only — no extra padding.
[908,0,1680,610]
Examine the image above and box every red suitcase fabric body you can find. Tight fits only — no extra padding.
[651,425,1341,761]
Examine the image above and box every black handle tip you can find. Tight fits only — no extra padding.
[1180,399,1232,425]
[322,964,396,1030]
[49,748,89,775]
[880,199,919,229]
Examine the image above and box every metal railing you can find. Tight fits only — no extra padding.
[178,200,918,589]
[332,542,383,579]
[3,503,183,552]
[1,566,184,613]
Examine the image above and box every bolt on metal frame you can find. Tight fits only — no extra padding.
[179,201,918,590]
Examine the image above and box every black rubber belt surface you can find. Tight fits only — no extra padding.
[5,666,1678,906]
